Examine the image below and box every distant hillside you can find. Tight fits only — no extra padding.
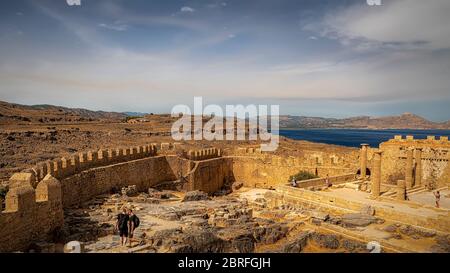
[280,113,450,129]
[0,101,127,124]
[123,112,149,117]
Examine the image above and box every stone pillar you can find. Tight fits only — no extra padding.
[360,144,369,181]
[405,148,414,189]
[396,180,406,201]
[415,148,423,187]
[371,151,382,197]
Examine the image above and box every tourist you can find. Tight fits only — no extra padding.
[434,191,441,208]
[128,208,140,247]
[291,178,297,187]
[115,207,129,246]
[325,174,331,187]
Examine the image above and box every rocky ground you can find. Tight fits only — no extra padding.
[32,186,441,254]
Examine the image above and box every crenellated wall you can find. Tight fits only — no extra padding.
[186,148,222,161]
[0,173,64,252]
[60,155,193,207]
[31,144,158,186]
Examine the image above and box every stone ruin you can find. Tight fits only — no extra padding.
[1,135,449,252]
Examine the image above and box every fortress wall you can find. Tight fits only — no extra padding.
[30,144,158,188]
[231,155,354,189]
[187,148,222,161]
[61,155,182,207]
[188,157,233,193]
[0,174,63,252]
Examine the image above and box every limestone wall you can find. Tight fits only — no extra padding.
[379,135,450,188]
[231,155,355,189]
[29,144,158,188]
[187,158,233,193]
[0,174,63,252]
[186,148,222,161]
[295,173,357,189]
[60,155,191,207]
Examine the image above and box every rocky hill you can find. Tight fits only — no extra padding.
[280,113,450,129]
[0,101,127,124]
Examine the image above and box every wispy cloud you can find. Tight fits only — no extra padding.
[180,6,195,13]
[98,23,128,32]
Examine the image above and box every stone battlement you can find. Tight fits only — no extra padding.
[0,173,64,252]
[186,148,222,161]
[234,147,262,155]
[28,144,158,188]
[390,135,450,145]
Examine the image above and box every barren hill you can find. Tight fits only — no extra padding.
[0,101,127,124]
[280,113,450,129]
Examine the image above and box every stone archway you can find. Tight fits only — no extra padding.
[356,168,371,176]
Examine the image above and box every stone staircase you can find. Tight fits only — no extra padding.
[381,185,427,198]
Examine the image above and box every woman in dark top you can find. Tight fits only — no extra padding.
[115,208,129,246]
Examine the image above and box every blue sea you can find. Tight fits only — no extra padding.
[279,129,450,148]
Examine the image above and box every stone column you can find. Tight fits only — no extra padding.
[360,144,369,181]
[415,148,423,187]
[371,151,382,197]
[396,180,406,201]
[405,148,414,189]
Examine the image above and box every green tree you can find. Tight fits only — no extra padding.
[289,171,318,182]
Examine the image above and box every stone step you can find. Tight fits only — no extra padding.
[407,186,426,195]
[382,186,426,198]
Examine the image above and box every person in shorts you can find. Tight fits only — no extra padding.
[115,208,129,246]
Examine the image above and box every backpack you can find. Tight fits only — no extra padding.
[132,215,140,228]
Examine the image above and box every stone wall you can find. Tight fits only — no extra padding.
[186,148,222,161]
[231,154,356,189]
[378,135,450,189]
[187,158,233,193]
[30,144,158,188]
[0,173,64,252]
[60,155,191,207]
[295,173,357,189]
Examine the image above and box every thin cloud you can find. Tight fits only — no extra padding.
[180,6,195,13]
[98,23,128,32]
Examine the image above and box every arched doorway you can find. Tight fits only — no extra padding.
[356,168,371,176]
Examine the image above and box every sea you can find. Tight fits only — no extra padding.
[279,129,450,148]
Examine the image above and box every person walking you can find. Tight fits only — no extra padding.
[115,207,129,246]
[434,191,441,208]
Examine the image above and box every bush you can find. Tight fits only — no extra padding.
[125,116,143,122]
[289,171,318,182]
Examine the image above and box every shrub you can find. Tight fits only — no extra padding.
[289,171,319,182]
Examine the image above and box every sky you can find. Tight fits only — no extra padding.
[0,0,450,121]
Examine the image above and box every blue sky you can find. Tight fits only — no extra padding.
[0,0,450,121]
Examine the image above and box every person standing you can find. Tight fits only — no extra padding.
[325,174,331,187]
[128,208,140,247]
[115,208,129,246]
[434,191,441,208]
